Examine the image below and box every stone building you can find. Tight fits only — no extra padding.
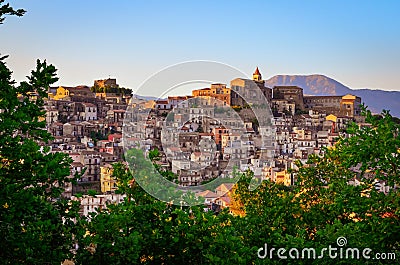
[272,86,305,111]
[230,67,272,107]
[304,94,361,117]
[192,83,231,106]
[53,86,95,100]
[94,78,118,88]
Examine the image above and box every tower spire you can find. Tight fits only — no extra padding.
[253,67,262,82]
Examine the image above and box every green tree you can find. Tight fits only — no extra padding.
[0,59,81,263]
[231,109,400,264]
[75,184,251,264]
[0,3,80,263]
[148,148,160,161]
[0,0,25,24]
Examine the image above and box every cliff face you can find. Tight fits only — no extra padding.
[265,74,400,117]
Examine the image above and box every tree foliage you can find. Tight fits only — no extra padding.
[0,59,80,263]
[231,109,400,264]
[90,85,132,95]
[0,0,25,25]
[0,4,80,263]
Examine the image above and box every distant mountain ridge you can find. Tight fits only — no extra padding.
[133,95,160,101]
[265,74,400,117]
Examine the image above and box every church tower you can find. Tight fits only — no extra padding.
[251,66,271,102]
[252,67,263,82]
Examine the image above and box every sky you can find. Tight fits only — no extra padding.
[1,0,399,96]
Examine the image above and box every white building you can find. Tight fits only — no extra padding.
[82,103,97,121]
[72,194,126,217]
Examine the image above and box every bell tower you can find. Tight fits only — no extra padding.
[253,67,262,82]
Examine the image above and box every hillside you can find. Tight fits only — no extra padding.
[265,74,400,117]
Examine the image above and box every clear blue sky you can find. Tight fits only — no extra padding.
[1,0,399,94]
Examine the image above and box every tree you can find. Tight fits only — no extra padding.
[231,109,400,264]
[339,108,399,186]
[0,2,80,263]
[0,59,81,263]
[74,181,251,264]
[0,0,25,24]
[148,148,160,161]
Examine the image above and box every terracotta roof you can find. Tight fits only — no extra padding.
[109,134,122,138]
[216,183,234,192]
[218,196,231,205]
[253,67,261,75]
[196,190,218,198]
[168,96,189,100]
[67,86,92,93]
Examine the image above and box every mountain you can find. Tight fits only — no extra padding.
[133,94,160,101]
[265,74,400,117]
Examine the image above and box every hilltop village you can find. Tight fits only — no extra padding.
[41,68,368,214]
